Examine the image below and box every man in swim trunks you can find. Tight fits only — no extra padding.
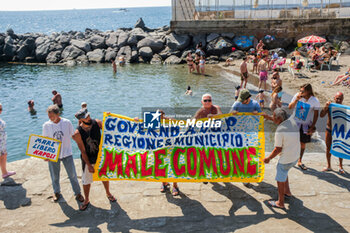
[258,55,268,91]
[52,90,63,108]
[320,92,345,174]
[240,57,248,89]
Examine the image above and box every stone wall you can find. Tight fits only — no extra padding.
[170,18,350,39]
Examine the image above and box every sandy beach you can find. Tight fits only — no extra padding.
[219,53,350,106]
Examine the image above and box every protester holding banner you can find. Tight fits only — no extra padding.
[73,108,116,210]
[231,89,261,114]
[320,92,345,174]
[42,105,84,203]
[0,103,16,179]
[264,108,300,209]
[288,84,320,170]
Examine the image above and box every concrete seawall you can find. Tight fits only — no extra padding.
[171,18,350,39]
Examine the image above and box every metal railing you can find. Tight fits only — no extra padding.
[172,0,350,20]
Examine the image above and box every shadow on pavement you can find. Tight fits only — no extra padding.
[0,177,31,209]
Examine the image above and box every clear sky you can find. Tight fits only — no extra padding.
[0,0,171,11]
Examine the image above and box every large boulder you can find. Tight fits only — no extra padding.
[6,28,16,39]
[74,32,85,40]
[0,35,5,45]
[130,50,139,63]
[70,39,91,53]
[127,34,138,46]
[105,32,118,48]
[343,47,350,55]
[271,48,287,58]
[134,18,146,30]
[16,45,31,61]
[59,35,71,46]
[263,37,293,49]
[206,33,220,42]
[130,28,147,40]
[23,38,36,52]
[117,46,132,63]
[166,33,190,51]
[159,47,181,60]
[117,32,129,48]
[49,43,64,52]
[206,37,233,56]
[35,43,51,62]
[87,49,105,62]
[104,47,118,61]
[192,34,207,48]
[327,35,350,44]
[3,43,16,58]
[35,37,47,47]
[61,45,85,60]
[139,47,153,61]
[340,41,349,53]
[46,51,62,63]
[89,35,106,50]
[150,54,162,64]
[137,37,164,52]
[221,32,235,40]
[164,55,182,64]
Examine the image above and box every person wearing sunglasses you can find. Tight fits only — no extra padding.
[73,108,116,210]
[193,94,222,120]
[0,103,16,180]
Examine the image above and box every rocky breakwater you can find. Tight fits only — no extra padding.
[3,18,350,66]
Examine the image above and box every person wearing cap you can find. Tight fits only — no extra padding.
[42,105,84,203]
[73,108,116,211]
[51,90,63,108]
[231,89,262,114]
[81,102,87,109]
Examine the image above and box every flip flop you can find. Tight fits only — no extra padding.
[268,200,286,210]
[298,164,307,170]
[107,195,116,202]
[172,187,180,196]
[339,169,345,174]
[2,171,16,179]
[79,202,90,211]
[75,193,85,202]
[160,183,170,193]
[322,167,332,172]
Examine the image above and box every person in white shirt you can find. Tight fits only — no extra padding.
[288,83,320,170]
[42,105,84,203]
[264,108,300,209]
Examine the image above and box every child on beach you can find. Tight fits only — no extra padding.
[234,86,241,100]
[270,86,283,111]
[199,56,205,75]
[185,86,193,96]
[255,90,268,108]
[252,54,258,74]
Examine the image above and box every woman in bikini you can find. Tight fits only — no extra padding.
[186,52,195,73]
[270,86,283,111]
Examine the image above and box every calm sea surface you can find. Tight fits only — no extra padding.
[0,7,171,34]
[1,63,260,162]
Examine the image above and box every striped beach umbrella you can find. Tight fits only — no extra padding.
[297,35,327,44]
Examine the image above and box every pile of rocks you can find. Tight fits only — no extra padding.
[3,18,348,66]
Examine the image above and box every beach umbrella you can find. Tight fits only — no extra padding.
[297,35,327,44]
